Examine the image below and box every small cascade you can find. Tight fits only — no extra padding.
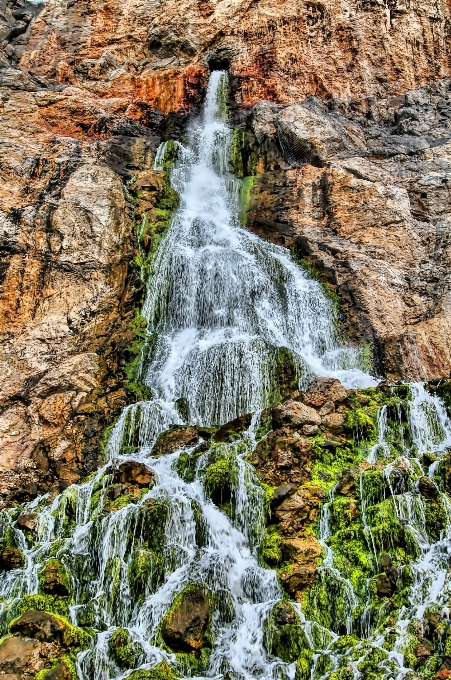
[0,70,451,680]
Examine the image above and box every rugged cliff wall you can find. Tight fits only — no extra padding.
[0,0,450,500]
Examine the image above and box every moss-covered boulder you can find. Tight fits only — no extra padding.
[265,602,311,664]
[204,457,237,505]
[126,661,177,680]
[39,559,70,597]
[113,461,153,487]
[10,610,90,651]
[0,546,25,571]
[153,426,200,456]
[108,628,142,669]
[161,585,211,652]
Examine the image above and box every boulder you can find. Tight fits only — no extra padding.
[272,401,321,428]
[276,104,343,165]
[0,547,24,571]
[153,426,200,456]
[321,412,345,431]
[280,565,317,598]
[161,586,210,652]
[280,535,322,565]
[213,414,253,443]
[16,513,38,531]
[39,560,70,596]
[413,642,433,659]
[336,468,359,497]
[376,573,396,597]
[271,483,298,506]
[418,476,439,499]
[113,461,153,488]
[0,636,40,674]
[10,611,67,646]
[45,660,73,680]
[304,378,348,407]
[439,452,451,495]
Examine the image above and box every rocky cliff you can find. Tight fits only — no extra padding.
[0,0,450,500]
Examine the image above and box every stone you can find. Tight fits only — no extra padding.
[280,535,322,565]
[274,602,296,626]
[439,453,451,495]
[0,636,40,674]
[39,560,70,597]
[418,476,439,499]
[161,586,210,652]
[213,414,253,443]
[318,401,335,417]
[276,104,344,164]
[271,483,298,506]
[10,610,67,645]
[45,660,73,680]
[113,462,153,488]
[304,378,348,407]
[413,642,433,659]
[321,413,345,431]
[302,424,318,435]
[153,426,200,456]
[16,513,38,531]
[0,547,24,571]
[272,401,321,428]
[336,468,359,497]
[280,565,317,598]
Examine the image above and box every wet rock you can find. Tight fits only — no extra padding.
[280,565,317,598]
[336,468,359,497]
[45,659,73,680]
[153,426,200,456]
[380,553,393,570]
[10,611,67,646]
[250,429,313,487]
[39,560,70,596]
[161,585,210,652]
[274,602,296,626]
[413,642,433,659]
[0,636,40,674]
[271,483,298,506]
[418,476,439,499]
[16,513,38,531]
[280,535,322,565]
[304,378,348,408]
[113,461,153,488]
[0,547,24,571]
[376,573,397,597]
[213,414,253,443]
[272,401,321,428]
[274,486,325,531]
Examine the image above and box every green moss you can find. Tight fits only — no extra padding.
[175,648,211,676]
[345,408,376,440]
[260,526,282,566]
[126,661,178,680]
[108,628,141,669]
[128,549,163,600]
[122,311,152,403]
[38,559,71,596]
[16,594,69,618]
[424,496,447,542]
[204,457,238,504]
[265,602,311,663]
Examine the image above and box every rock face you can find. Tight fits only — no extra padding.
[243,80,451,380]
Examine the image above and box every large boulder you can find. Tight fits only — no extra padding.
[113,461,153,488]
[272,401,321,428]
[9,610,88,651]
[0,636,40,675]
[275,104,344,165]
[39,560,70,596]
[153,426,200,456]
[161,586,210,652]
[304,378,348,407]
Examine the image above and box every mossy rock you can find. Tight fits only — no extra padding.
[38,559,71,597]
[16,593,69,619]
[108,628,142,669]
[9,610,90,651]
[128,548,163,599]
[126,661,178,680]
[264,602,310,664]
[161,585,211,652]
[204,457,238,505]
[0,546,25,571]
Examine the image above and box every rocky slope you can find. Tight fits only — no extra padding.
[0,0,450,499]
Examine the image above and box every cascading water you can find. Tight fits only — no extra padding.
[1,71,451,680]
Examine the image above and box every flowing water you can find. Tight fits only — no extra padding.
[1,72,451,680]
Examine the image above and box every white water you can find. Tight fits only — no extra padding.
[1,72,451,680]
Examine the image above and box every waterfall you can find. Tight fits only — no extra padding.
[1,71,451,680]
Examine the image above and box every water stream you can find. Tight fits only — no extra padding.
[1,72,451,680]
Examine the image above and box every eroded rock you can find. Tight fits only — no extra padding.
[161,586,210,652]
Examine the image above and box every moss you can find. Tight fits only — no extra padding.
[142,497,170,552]
[108,627,142,669]
[355,644,388,677]
[35,656,78,680]
[424,496,447,542]
[175,450,202,484]
[204,457,238,504]
[330,635,359,652]
[295,649,315,680]
[175,648,211,676]
[345,408,376,440]
[264,602,311,663]
[38,559,71,596]
[435,380,451,417]
[9,610,90,651]
[122,311,152,402]
[16,593,69,618]
[260,525,282,566]
[128,549,163,600]
[126,661,178,680]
